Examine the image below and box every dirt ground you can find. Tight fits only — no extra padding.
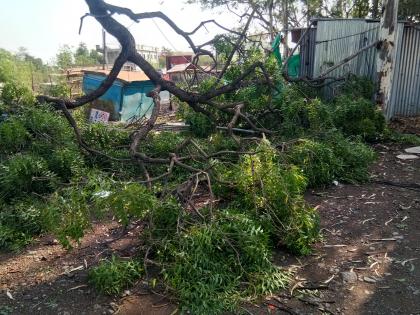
[0,143,419,315]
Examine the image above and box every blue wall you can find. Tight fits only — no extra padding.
[121,81,155,122]
[82,73,156,123]
[82,74,124,119]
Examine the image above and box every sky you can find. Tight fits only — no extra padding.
[0,0,237,63]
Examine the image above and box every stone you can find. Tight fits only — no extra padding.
[397,154,419,160]
[405,146,420,154]
[341,271,358,283]
[364,276,377,284]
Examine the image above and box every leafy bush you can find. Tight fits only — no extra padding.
[149,197,183,239]
[179,104,215,138]
[89,256,143,295]
[288,133,376,187]
[82,123,129,151]
[0,198,44,250]
[0,118,29,154]
[381,128,420,145]
[143,131,185,157]
[325,133,376,183]
[0,81,35,106]
[160,211,289,314]
[332,96,385,140]
[287,139,341,187]
[213,140,319,255]
[234,140,319,255]
[100,183,158,226]
[0,154,57,199]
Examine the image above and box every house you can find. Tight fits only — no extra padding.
[166,63,218,83]
[96,44,160,70]
[166,55,193,71]
[82,70,156,123]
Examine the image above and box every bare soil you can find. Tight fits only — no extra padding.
[1,143,419,315]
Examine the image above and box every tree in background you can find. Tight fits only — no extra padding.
[56,45,74,70]
[0,47,49,90]
[399,0,420,21]
[56,43,102,69]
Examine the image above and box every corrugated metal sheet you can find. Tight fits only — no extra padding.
[301,19,419,118]
[300,27,316,78]
[388,26,420,118]
[313,20,383,98]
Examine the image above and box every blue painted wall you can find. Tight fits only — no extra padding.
[121,81,155,122]
[82,73,156,123]
[82,74,124,119]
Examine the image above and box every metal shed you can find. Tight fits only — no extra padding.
[298,19,420,119]
[82,70,155,123]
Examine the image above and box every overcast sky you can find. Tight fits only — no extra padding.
[0,0,237,63]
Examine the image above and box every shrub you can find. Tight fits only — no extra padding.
[214,140,319,255]
[325,133,376,183]
[160,211,289,314]
[46,147,85,181]
[82,123,129,151]
[89,256,143,295]
[287,139,341,187]
[149,197,183,239]
[234,140,319,255]
[332,96,385,141]
[0,118,30,154]
[0,198,44,251]
[0,154,57,199]
[288,133,376,187]
[0,81,35,106]
[101,183,158,226]
[185,109,215,138]
[143,131,185,157]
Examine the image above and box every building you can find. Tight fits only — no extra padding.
[96,44,160,69]
[166,55,193,71]
[82,70,156,123]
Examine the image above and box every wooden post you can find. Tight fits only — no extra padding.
[376,0,399,119]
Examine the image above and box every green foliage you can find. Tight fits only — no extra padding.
[89,256,143,295]
[233,140,320,255]
[101,183,158,226]
[160,211,289,314]
[178,102,216,138]
[332,96,385,141]
[45,81,71,98]
[0,48,47,89]
[287,139,340,187]
[0,81,35,106]
[0,198,44,251]
[0,118,29,154]
[288,133,376,187]
[0,154,57,199]
[149,198,183,239]
[82,123,129,151]
[143,131,185,157]
[381,128,420,145]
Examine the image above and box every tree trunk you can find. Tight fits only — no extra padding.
[376,0,399,119]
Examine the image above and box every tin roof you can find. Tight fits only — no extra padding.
[83,69,150,83]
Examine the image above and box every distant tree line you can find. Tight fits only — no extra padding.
[56,42,103,70]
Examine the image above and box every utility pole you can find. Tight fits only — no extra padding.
[376,0,399,119]
[282,0,289,58]
[102,29,108,70]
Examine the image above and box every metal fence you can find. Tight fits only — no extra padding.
[299,19,420,119]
